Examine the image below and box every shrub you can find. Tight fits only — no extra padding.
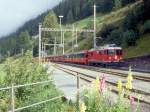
[107,29,123,46]
[122,30,138,47]
[143,20,150,33]
[0,51,70,112]
[123,4,144,31]
[98,24,117,39]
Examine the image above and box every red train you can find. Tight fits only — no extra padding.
[45,44,123,66]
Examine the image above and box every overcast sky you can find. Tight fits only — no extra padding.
[0,0,61,38]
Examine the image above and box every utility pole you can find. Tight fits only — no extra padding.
[63,32,65,54]
[39,23,42,63]
[75,28,78,47]
[44,44,46,62]
[72,25,75,52]
[59,16,64,45]
[42,42,44,58]
[54,37,57,55]
[94,4,97,49]
[41,42,43,58]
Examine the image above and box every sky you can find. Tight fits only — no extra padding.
[0,0,61,38]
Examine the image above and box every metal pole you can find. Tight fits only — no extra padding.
[39,23,42,63]
[44,44,46,63]
[76,73,80,110]
[11,83,15,112]
[41,42,43,58]
[54,37,56,55]
[59,16,63,45]
[72,25,74,52]
[60,18,62,45]
[42,42,44,58]
[63,32,65,55]
[76,29,78,45]
[94,4,96,49]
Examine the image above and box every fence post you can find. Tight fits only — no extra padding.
[76,72,80,110]
[11,84,15,112]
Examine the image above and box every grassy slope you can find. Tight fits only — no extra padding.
[64,0,142,53]
[124,33,150,58]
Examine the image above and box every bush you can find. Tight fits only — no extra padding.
[107,29,123,46]
[143,20,150,33]
[0,51,70,112]
[123,4,144,31]
[98,24,117,39]
[122,30,138,47]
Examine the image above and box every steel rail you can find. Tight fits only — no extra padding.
[57,62,150,82]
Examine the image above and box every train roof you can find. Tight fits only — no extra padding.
[64,50,88,56]
[89,44,122,51]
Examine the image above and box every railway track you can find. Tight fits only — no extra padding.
[56,62,150,82]
[52,63,150,105]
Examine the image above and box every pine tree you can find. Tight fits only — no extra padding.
[66,10,74,23]
[114,0,122,10]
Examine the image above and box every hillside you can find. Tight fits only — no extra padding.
[124,33,150,58]
[64,0,142,52]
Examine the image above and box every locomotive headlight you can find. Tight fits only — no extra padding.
[109,57,112,60]
[115,55,117,59]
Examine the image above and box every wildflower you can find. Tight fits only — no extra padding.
[129,95,135,105]
[137,94,141,101]
[80,102,86,112]
[100,74,106,93]
[126,66,133,90]
[117,80,122,96]
[128,66,133,81]
[93,76,100,91]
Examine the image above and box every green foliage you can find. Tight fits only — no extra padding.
[123,4,144,31]
[66,10,74,23]
[42,10,59,52]
[124,33,150,58]
[17,31,32,53]
[0,31,32,57]
[53,0,115,23]
[122,30,138,47]
[107,29,123,46]
[99,24,117,39]
[0,51,70,112]
[121,0,136,6]
[143,20,150,33]
[43,11,59,28]
[83,88,130,112]
[114,0,122,10]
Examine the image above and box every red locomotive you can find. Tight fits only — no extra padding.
[45,44,123,66]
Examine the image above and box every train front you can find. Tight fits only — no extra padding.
[102,44,123,66]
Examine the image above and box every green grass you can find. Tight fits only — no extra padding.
[0,64,6,85]
[124,33,150,58]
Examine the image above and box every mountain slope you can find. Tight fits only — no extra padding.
[124,33,150,58]
[64,0,142,51]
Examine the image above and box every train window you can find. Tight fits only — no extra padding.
[101,50,104,55]
[99,51,101,54]
[116,50,122,55]
[85,54,88,58]
[104,50,108,55]
[108,49,115,55]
